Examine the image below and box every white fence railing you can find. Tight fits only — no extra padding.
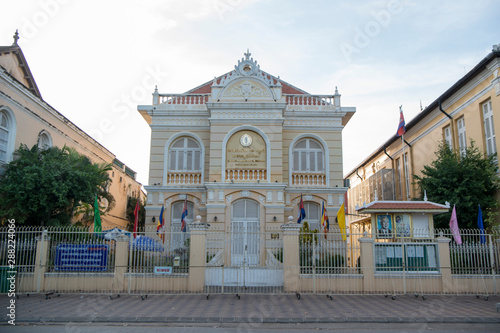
[1,226,498,296]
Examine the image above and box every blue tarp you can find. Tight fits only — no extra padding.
[131,235,164,252]
[94,227,131,240]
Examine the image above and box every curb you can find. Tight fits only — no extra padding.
[14,316,500,324]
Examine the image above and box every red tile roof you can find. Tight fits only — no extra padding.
[356,201,449,214]
[186,71,307,95]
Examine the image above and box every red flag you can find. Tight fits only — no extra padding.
[181,197,188,232]
[449,205,462,245]
[133,200,140,239]
[397,106,406,137]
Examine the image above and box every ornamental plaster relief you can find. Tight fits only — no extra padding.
[223,80,271,99]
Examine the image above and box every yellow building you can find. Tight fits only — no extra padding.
[138,50,355,258]
[0,32,143,229]
[345,44,500,229]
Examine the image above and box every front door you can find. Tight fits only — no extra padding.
[231,199,259,266]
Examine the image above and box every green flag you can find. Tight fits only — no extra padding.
[94,195,102,234]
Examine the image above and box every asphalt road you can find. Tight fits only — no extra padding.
[2,322,500,333]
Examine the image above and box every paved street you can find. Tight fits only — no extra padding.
[1,293,499,325]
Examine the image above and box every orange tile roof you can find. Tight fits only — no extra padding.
[356,201,450,214]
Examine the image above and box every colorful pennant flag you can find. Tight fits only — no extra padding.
[320,201,329,238]
[449,205,462,245]
[93,195,102,234]
[157,205,165,243]
[297,194,306,223]
[337,203,346,241]
[397,106,406,137]
[478,204,486,244]
[133,199,140,239]
[181,196,188,232]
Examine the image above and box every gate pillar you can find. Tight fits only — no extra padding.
[189,216,209,292]
[358,235,375,292]
[436,236,452,293]
[281,218,301,293]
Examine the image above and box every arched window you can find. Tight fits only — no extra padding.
[304,202,320,231]
[37,130,52,150]
[0,110,14,164]
[168,137,201,172]
[170,200,194,249]
[293,138,324,172]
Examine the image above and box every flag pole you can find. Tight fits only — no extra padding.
[402,133,409,200]
[399,105,410,200]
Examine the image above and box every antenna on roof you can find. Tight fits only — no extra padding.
[12,29,19,46]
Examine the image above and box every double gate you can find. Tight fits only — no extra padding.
[204,225,284,294]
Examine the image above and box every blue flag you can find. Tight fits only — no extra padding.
[181,197,188,232]
[297,194,306,223]
[478,204,486,244]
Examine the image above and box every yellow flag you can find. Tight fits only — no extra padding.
[337,203,346,241]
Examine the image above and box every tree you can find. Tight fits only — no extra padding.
[126,196,145,232]
[414,141,499,229]
[0,144,114,226]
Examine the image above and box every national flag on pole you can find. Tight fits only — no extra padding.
[133,199,140,239]
[297,194,306,223]
[397,106,406,137]
[478,204,486,244]
[93,195,102,234]
[181,196,188,232]
[157,205,165,243]
[449,205,462,245]
[320,201,330,236]
[337,203,346,241]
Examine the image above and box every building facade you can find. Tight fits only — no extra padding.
[345,44,500,230]
[139,51,355,258]
[0,33,143,228]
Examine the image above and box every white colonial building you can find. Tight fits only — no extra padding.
[138,51,355,265]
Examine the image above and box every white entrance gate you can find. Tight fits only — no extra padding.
[205,199,284,292]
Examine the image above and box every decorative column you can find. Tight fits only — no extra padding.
[281,216,301,293]
[358,235,375,293]
[34,230,50,293]
[436,236,452,293]
[188,215,209,292]
[113,235,130,292]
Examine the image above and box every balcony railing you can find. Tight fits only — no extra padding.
[292,172,326,186]
[226,169,267,182]
[167,172,202,185]
[157,94,209,105]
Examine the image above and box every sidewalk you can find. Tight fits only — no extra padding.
[3,293,500,324]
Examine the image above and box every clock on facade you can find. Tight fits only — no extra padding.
[240,134,252,147]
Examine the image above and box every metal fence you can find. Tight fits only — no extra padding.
[1,225,499,297]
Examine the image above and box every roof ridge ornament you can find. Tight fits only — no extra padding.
[244,48,251,60]
[13,29,19,46]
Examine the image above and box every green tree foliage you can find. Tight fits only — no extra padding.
[0,144,114,226]
[126,195,145,232]
[414,141,499,229]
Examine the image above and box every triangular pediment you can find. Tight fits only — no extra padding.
[0,42,42,99]
[185,50,309,97]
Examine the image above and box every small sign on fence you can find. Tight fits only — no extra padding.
[154,266,173,274]
[54,244,109,271]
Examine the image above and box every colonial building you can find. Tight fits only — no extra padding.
[345,43,500,231]
[139,50,355,255]
[0,32,143,228]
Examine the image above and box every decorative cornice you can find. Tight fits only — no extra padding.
[284,118,342,127]
[210,110,282,119]
[151,117,210,126]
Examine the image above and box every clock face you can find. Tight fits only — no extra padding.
[240,134,252,147]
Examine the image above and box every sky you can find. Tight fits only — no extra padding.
[1,0,499,187]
